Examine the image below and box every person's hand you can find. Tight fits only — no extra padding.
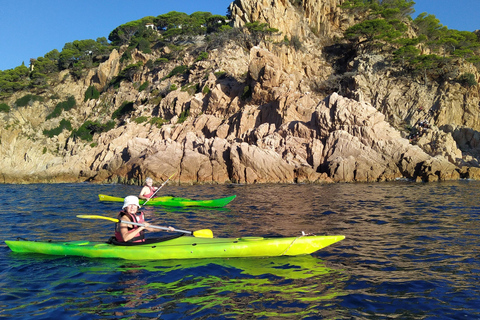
[168,226,175,232]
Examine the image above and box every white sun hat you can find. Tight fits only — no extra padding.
[123,195,140,209]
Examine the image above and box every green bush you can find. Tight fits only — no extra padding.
[150,95,163,106]
[139,81,149,92]
[71,120,115,141]
[457,73,478,88]
[136,38,152,54]
[181,83,199,95]
[43,119,73,137]
[202,86,210,95]
[154,58,169,66]
[84,85,100,102]
[112,101,135,119]
[145,59,154,70]
[134,116,148,124]
[167,65,189,78]
[15,94,44,107]
[149,117,167,128]
[177,109,190,123]
[196,52,208,61]
[46,96,76,120]
[0,103,10,113]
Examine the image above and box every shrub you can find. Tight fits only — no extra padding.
[138,81,149,92]
[71,120,115,141]
[84,85,100,102]
[43,119,73,137]
[167,65,189,78]
[177,109,190,123]
[112,101,135,119]
[145,59,154,70]
[154,58,169,66]
[196,52,208,61]
[149,117,167,128]
[202,86,210,95]
[134,116,148,124]
[0,103,10,113]
[181,83,199,95]
[46,96,76,120]
[15,94,44,107]
[150,96,163,105]
[457,73,478,88]
[137,38,151,54]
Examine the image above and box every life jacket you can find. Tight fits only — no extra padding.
[143,186,156,199]
[114,211,146,243]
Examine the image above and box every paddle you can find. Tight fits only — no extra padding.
[77,214,214,238]
[141,171,177,207]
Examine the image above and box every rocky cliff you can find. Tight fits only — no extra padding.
[1,0,480,185]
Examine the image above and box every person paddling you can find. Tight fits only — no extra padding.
[139,177,158,200]
[115,195,174,243]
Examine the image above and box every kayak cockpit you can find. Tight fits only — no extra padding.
[106,233,185,246]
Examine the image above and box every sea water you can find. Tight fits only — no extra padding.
[1,181,479,319]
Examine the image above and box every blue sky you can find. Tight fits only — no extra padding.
[0,0,479,71]
[413,0,479,32]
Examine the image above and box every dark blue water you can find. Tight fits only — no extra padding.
[1,181,480,319]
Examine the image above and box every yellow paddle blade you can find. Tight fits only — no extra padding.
[193,229,213,238]
[77,215,119,222]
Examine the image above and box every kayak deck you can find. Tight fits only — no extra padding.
[98,194,236,207]
[5,234,345,260]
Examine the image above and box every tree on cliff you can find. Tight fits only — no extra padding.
[345,19,404,52]
[109,21,143,46]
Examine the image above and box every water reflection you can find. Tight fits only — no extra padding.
[69,255,347,319]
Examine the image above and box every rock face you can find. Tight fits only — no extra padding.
[0,0,479,184]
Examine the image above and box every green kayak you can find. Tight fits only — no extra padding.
[5,234,345,260]
[98,194,236,207]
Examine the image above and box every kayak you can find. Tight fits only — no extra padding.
[5,234,345,260]
[98,194,236,207]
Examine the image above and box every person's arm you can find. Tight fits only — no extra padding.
[119,216,145,242]
[138,186,149,199]
[144,223,175,232]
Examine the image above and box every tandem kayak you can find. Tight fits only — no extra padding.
[98,194,236,207]
[5,234,345,260]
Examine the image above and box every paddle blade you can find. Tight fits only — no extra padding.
[193,229,213,238]
[77,215,119,223]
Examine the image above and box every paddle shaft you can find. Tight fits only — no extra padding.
[141,171,176,207]
[120,219,191,235]
[76,214,213,238]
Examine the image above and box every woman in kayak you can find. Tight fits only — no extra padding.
[115,195,174,243]
[139,177,157,200]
